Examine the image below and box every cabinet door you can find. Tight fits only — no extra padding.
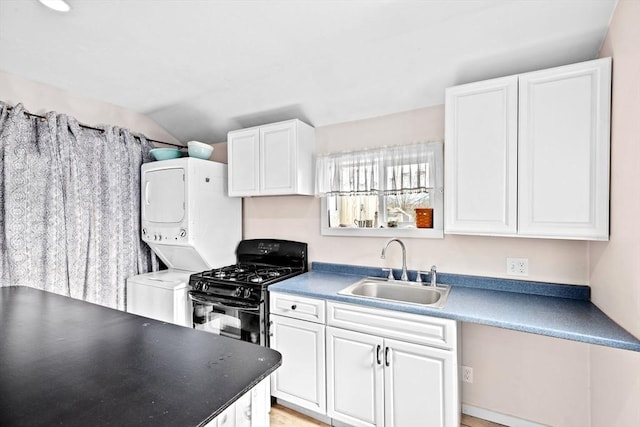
[326,326,384,427]
[250,378,269,427]
[228,128,260,197]
[234,392,252,427]
[260,121,297,194]
[270,315,326,414]
[518,58,611,240]
[444,76,518,235]
[217,403,235,427]
[384,338,457,427]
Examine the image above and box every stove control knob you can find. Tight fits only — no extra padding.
[244,288,252,299]
[234,287,243,297]
[200,282,208,291]
[179,229,186,238]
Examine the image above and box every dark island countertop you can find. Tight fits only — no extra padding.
[0,286,281,427]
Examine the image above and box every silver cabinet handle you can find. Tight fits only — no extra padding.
[376,345,382,365]
[385,346,391,367]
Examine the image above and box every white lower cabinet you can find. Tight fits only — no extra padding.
[269,293,459,427]
[204,378,270,427]
[326,302,459,427]
[326,326,383,427]
[216,403,235,427]
[235,392,252,427]
[269,293,326,415]
[270,314,326,413]
[384,338,456,427]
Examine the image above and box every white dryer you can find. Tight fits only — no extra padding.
[126,158,242,326]
[140,157,241,271]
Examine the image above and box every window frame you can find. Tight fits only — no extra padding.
[319,143,444,239]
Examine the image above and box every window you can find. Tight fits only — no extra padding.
[316,141,443,238]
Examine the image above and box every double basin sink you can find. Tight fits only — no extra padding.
[339,277,451,308]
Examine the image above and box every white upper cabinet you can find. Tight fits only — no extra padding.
[445,76,518,235]
[444,57,611,240]
[518,59,611,240]
[228,128,260,196]
[227,119,315,197]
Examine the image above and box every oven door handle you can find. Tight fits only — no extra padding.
[189,294,261,311]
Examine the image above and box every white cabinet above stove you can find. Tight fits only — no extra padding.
[227,119,315,197]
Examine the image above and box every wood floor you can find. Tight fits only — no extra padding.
[270,404,328,426]
[270,404,506,427]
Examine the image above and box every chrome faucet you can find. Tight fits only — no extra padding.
[380,238,408,281]
[430,265,437,287]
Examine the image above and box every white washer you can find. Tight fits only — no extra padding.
[126,270,192,327]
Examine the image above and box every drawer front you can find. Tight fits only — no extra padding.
[270,292,325,323]
[327,301,456,350]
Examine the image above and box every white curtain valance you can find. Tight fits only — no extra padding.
[315,141,443,196]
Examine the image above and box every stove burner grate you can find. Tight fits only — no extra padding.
[192,264,299,287]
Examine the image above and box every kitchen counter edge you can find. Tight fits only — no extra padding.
[267,263,640,352]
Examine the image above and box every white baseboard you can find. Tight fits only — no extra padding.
[463,404,549,427]
[273,399,333,425]
[273,399,354,427]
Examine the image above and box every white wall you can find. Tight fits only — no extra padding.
[0,70,179,144]
[0,70,234,163]
[589,1,640,425]
[244,105,592,426]
[245,105,589,284]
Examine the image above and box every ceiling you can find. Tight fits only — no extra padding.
[0,0,617,143]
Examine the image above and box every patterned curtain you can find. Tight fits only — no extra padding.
[0,102,156,309]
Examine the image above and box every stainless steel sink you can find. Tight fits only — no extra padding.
[338,277,451,308]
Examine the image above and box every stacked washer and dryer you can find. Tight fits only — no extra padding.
[126,158,242,327]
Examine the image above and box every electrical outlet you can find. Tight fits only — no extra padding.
[506,257,529,276]
[462,366,473,384]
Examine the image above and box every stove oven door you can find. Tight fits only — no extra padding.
[189,293,264,345]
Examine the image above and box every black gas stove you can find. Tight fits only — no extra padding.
[188,239,308,345]
[189,239,307,301]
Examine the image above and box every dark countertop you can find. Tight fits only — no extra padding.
[268,262,640,352]
[0,286,281,427]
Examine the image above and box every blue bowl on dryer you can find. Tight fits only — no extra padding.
[150,148,182,161]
